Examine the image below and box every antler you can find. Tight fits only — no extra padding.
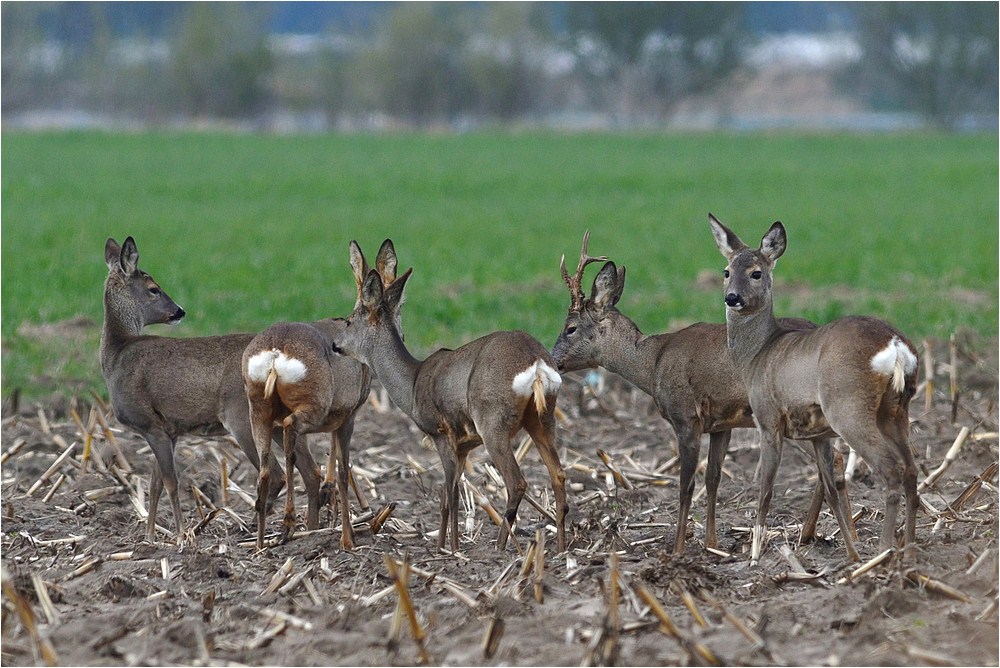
[560,230,608,312]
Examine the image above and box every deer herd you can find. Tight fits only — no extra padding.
[100,215,920,565]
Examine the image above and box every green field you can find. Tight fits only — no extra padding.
[2,131,997,403]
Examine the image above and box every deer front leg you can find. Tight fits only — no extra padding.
[291,434,321,530]
[334,420,356,550]
[672,423,702,555]
[704,430,732,550]
[143,429,183,543]
[432,436,458,551]
[752,427,783,564]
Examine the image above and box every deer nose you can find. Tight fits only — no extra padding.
[725,293,743,308]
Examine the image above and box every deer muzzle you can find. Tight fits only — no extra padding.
[725,293,744,309]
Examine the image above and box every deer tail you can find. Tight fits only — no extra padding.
[264,367,278,400]
[532,374,547,415]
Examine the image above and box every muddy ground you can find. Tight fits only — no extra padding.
[2,334,998,667]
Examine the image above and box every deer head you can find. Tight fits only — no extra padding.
[709,213,785,316]
[103,236,185,330]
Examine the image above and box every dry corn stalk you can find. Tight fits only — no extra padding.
[919,427,970,493]
[384,553,430,665]
[2,567,59,666]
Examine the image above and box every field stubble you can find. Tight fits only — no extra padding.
[1,333,997,666]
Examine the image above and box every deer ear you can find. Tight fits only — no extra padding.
[590,261,622,311]
[360,269,383,308]
[375,239,397,285]
[120,236,140,275]
[384,266,412,307]
[709,213,748,259]
[349,240,369,293]
[105,238,122,271]
[760,222,786,263]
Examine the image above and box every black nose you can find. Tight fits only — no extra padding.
[173,307,186,320]
[725,293,743,307]
[331,342,344,355]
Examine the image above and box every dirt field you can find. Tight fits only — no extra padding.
[2,335,998,667]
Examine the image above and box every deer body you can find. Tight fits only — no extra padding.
[241,240,393,550]
[100,237,327,541]
[334,262,568,553]
[552,233,846,554]
[710,215,919,562]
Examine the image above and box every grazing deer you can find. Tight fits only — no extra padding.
[709,214,919,562]
[242,240,399,550]
[332,257,568,553]
[552,232,852,554]
[100,236,328,541]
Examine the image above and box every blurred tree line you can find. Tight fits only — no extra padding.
[2,2,996,130]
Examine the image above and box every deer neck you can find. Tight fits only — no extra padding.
[725,299,781,378]
[99,284,144,373]
[599,314,658,395]
[367,328,423,420]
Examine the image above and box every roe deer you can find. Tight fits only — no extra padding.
[242,240,399,549]
[709,214,919,562]
[100,236,328,541]
[552,232,853,554]
[332,258,569,553]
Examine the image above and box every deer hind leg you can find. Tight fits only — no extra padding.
[800,439,855,544]
[880,413,918,556]
[752,427,784,563]
[523,402,568,553]
[807,439,860,562]
[704,430,732,550]
[672,422,702,555]
[144,429,182,542]
[480,421,527,552]
[827,403,907,555]
[278,416,301,544]
[248,397,275,549]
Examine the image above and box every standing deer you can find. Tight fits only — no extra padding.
[332,256,569,553]
[101,236,328,541]
[242,240,399,549]
[100,236,380,542]
[552,232,853,554]
[709,214,919,562]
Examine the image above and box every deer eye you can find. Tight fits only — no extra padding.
[565,326,577,336]
[751,271,762,280]
[149,287,161,296]
[723,270,730,279]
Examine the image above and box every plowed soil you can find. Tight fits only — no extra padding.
[2,335,997,666]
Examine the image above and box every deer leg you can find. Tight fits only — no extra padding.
[481,427,527,552]
[279,417,299,544]
[432,436,457,551]
[672,423,701,555]
[292,434,321,531]
[248,399,275,550]
[752,428,783,563]
[335,419,357,550]
[147,465,163,541]
[320,432,339,509]
[809,439,860,561]
[882,415,919,559]
[524,406,568,553]
[450,450,471,553]
[705,430,731,550]
[144,429,183,542]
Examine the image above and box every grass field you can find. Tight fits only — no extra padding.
[2,130,997,403]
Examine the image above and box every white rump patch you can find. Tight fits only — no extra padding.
[870,336,917,392]
[247,349,308,384]
[512,360,563,397]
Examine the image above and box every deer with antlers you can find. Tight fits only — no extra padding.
[332,248,569,553]
[552,231,856,555]
[709,214,919,561]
